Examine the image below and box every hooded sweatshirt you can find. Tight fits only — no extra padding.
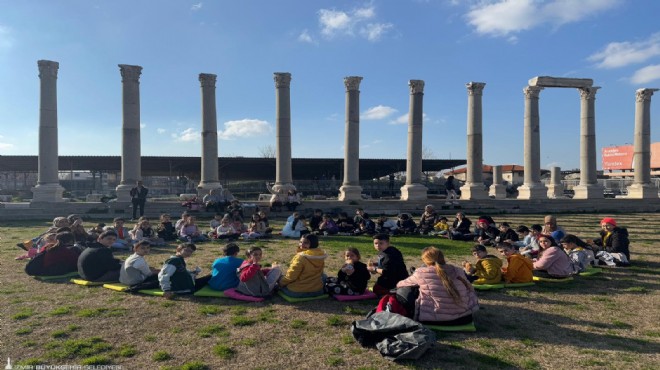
[279,248,327,293]
[473,255,503,285]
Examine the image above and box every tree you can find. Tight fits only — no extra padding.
[422,146,436,159]
[258,145,276,158]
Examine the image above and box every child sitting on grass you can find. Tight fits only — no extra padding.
[278,234,327,298]
[208,243,244,291]
[532,234,574,279]
[156,213,177,242]
[119,240,159,287]
[159,243,211,299]
[496,242,533,284]
[209,217,239,240]
[432,217,450,236]
[78,230,122,282]
[319,214,339,235]
[519,224,542,258]
[236,246,282,297]
[560,234,594,273]
[16,232,56,260]
[463,244,503,285]
[325,247,371,296]
[369,234,409,296]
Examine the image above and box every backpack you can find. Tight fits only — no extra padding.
[235,264,271,297]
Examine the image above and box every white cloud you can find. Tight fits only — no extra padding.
[191,2,203,11]
[589,33,660,69]
[390,112,430,125]
[172,128,199,142]
[0,25,14,51]
[466,0,621,38]
[630,64,660,85]
[298,29,315,44]
[316,5,391,42]
[157,128,167,134]
[139,123,146,129]
[0,142,14,150]
[361,105,398,120]
[218,119,272,140]
[360,23,393,42]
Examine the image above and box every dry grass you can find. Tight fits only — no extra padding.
[0,212,659,369]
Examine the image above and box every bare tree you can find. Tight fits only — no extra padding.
[258,145,276,158]
[422,146,436,159]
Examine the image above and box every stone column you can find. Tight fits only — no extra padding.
[339,76,363,201]
[488,165,506,199]
[627,88,659,198]
[517,86,547,199]
[460,82,488,199]
[197,73,222,194]
[400,80,428,200]
[115,64,143,202]
[272,72,295,194]
[573,87,604,199]
[547,166,564,198]
[31,60,64,202]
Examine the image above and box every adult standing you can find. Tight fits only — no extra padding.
[445,175,459,205]
[130,180,148,220]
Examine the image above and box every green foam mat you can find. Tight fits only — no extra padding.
[32,272,79,281]
[579,268,602,277]
[103,283,130,292]
[504,282,535,288]
[533,276,573,283]
[71,278,117,286]
[277,291,329,302]
[426,322,477,332]
[193,285,227,298]
[138,289,165,296]
[473,283,505,291]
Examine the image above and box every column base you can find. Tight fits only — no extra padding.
[400,184,428,201]
[197,182,223,196]
[488,185,506,199]
[460,183,488,200]
[115,184,133,202]
[546,184,565,199]
[31,183,65,203]
[338,185,363,201]
[272,183,296,194]
[573,184,604,199]
[517,183,547,200]
[626,183,658,199]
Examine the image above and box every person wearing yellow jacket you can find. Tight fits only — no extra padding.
[496,242,533,283]
[462,244,503,285]
[279,234,327,298]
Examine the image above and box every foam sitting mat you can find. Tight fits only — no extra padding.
[223,288,265,302]
[504,282,535,288]
[578,267,602,277]
[426,321,477,333]
[192,285,227,298]
[137,289,165,296]
[333,291,378,301]
[532,276,574,283]
[102,283,130,292]
[472,283,505,291]
[277,290,329,302]
[32,272,79,281]
[71,278,117,286]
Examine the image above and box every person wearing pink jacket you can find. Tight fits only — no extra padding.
[397,247,479,326]
[532,234,575,278]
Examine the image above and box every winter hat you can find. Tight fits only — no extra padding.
[478,218,489,224]
[600,217,617,227]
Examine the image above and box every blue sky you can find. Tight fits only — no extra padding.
[1,0,659,171]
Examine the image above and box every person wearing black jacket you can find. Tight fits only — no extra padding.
[369,234,408,296]
[77,231,122,282]
[130,181,149,220]
[475,217,500,246]
[495,222,519,244]
[592,217,631,266]
[448,212,473,241]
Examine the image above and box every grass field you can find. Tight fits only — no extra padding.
[0,213,659,369]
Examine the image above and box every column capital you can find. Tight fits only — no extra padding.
[118,64,143,83]
[344,76,363,91]
[466,82,486,96]
[199,73,217,88]
[409,80,425,94]
[636,88,660,102]
[274,72,292,88]
[523,85,543,99]
[38,60,59,79]
[578,86,601,100]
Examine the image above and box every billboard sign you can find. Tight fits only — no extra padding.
[602,143,660,170]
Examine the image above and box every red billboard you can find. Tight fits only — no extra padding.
[602,143,660,170]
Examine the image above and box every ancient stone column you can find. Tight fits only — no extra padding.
[115,64,143,202]
[547,166,564,199]
[573,87,604,199]
[272,72,295,194]
[197,73,222,194]
[339,76,363,201]
[488,165,506,199]
[400,80,428,200]
[517,86,547,199]
[627,88,659,198]
[460,82,488,199]
[31,60,64,202]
